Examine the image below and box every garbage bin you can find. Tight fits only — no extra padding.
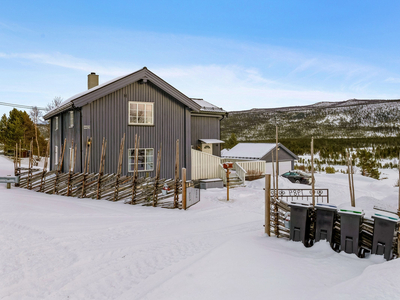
[315,203,337,243]
[372,213,400,260]
[338,208,364,255]
[288,200,312,246]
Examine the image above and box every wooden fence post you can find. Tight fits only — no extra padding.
[265,174,271,236]
[311,137,315,206]
[131,134,140,204]
[174,139,180,208]
[182,168,187,210]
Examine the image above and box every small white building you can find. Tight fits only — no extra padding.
[221,143,298,175]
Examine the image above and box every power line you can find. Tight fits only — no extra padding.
[0,101,46,110]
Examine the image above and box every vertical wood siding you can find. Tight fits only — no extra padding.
[191,115,221,156]
[87,81,189,180]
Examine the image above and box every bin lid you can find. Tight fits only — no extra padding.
[338,207,364,216]
[372,212,400,223]
[316,203,337,211]
[289,199,312,208]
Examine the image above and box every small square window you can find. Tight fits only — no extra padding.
[55,116,59,131]
[128,102,154,125]
[128,148,154,172]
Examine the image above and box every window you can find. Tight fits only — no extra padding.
[129,102,153,125]
[69,148,75,171]
[55,146,58,165]
[128,148,154,172]
[55,116,59,131]
[69,111,74,128]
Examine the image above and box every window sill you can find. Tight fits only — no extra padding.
[128,123,154,126]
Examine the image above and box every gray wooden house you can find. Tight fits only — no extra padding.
[43,67,226,179]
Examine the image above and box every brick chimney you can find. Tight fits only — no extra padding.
[88,72,99,89]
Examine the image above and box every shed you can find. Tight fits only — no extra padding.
[221,143,298,175]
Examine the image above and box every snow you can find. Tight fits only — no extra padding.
[1,155,400,299]
[221,143,276,159]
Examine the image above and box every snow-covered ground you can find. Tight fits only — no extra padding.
[1,155,400,299]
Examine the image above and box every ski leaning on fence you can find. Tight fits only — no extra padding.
[14,135,185,209]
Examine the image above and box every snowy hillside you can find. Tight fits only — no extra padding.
[221,99,400,140]
[1,155,400,299]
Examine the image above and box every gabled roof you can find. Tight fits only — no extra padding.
[44,67,203,119]
[221,143,298,160]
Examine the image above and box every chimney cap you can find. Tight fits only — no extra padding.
[90,72,96,75]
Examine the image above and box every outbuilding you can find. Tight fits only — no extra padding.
[221,143,298,174]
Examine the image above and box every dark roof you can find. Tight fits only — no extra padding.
[44,67,204,119]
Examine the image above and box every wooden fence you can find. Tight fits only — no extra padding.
[14,136,183,209]
[16,168,182,208]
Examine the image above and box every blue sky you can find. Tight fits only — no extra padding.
[1,0,400,117]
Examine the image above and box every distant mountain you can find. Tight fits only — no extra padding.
[221,99,400,141]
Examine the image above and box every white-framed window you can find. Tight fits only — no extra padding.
[69,111,74,128]
[55,116,59,131]
[69,147,75,171]
[129,102,154,125]
[128,148,154,172]
[55,146,58,165]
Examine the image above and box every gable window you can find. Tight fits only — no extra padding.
[128,148,154,172]
[55,146,58,165]
[129,102,153,125]
[55,116,59,131]
[69,111,74,128]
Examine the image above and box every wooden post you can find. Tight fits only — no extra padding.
[131,134,140,204]
[97,138,106,200]
[265,174,271,236]
[113,134,125,202]
[67,139,74,196]
[152,145,162,207]
[14,143,18,176]
[19,140,21,168]
[398,153,400,217]
[226,168,230,201]
[28,140,33,190]
[174,139,180,208]
[275,125,279,199]
[350,153,355,206]
[53,138,66,194]
[182,168,187,210]
[347,150,355,207]
[311,137,315,206]
[272,151,275,199]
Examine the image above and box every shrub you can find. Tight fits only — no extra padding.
[325,166,336,174]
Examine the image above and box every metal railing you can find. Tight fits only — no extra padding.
[270,188,329,203]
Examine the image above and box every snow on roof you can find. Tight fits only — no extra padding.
[191,98,226,113]
[199,139,225,144]
[221,143,276,159]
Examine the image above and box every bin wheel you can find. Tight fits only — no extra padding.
[295,180,300,184]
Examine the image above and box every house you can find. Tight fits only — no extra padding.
[221,143,298,175]
[43,67,226,179]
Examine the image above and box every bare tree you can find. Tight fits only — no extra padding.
[30,106,43,159]
[46,96,63,112]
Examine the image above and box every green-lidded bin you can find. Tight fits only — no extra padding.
[338,208,364,255]
[372,213,399,260]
